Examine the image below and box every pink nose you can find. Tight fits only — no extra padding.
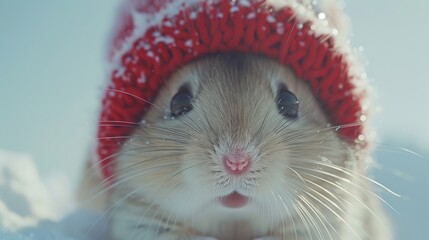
[223,150,250,175]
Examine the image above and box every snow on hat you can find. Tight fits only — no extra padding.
[97,0,369,179]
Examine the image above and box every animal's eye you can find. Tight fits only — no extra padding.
[276,88,299,119]
[170,85,193,117]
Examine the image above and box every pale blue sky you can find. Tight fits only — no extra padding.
[0,0,428,239]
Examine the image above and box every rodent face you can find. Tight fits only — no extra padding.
[115,53,355,235]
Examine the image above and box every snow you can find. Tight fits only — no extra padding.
[0,210,108,240]
[185,39,193,47]
[0,150,108,240]
[266,15,276,23]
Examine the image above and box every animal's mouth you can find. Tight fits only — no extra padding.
[219,191,249,208]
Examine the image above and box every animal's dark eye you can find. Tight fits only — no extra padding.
[276,88,299,118]
[170,86,193,117]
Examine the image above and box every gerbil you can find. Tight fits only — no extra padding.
[79,53,391,240]
[76,0,394,239]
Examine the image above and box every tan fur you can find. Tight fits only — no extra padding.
[76,157,108,211]
[79,53,391,240]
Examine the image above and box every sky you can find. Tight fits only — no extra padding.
[0,0,428,239]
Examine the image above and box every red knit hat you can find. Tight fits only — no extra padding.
[97,0,368,179]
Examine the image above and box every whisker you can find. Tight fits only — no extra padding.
[98,124,138,128]
[84,144,188,203]
[84,160,183,210]
[128,162,205,239]
[298,185,362,240]
[292,201,314,240]
[86,162,203,239]
[374,144,426,159]
[99,120,140,125]
[288,162,400,214]
[269,186,288,240]
[107,88,167,113]
[299,193,338,240]
[296,197,325,240]
[302,171,389,228]
[280,176,333,239]
[291,159,401,198]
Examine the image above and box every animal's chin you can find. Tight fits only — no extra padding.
[219,191,249,209]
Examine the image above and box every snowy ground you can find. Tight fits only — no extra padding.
[0,209,108,240]
[0,150,108,240]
